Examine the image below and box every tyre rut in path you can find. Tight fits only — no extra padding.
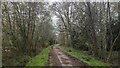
[49,45,90,68]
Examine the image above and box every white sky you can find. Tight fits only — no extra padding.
[52,16,58,27]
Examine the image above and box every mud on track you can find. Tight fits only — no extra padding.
[49,45,90,68]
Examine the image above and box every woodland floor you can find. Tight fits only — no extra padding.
[26,44,111,67]
[49,44,90,68]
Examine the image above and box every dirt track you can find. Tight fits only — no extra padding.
[49,45,90,68]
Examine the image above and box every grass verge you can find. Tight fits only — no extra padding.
[25,46,51,67]
[59,46,111,67]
